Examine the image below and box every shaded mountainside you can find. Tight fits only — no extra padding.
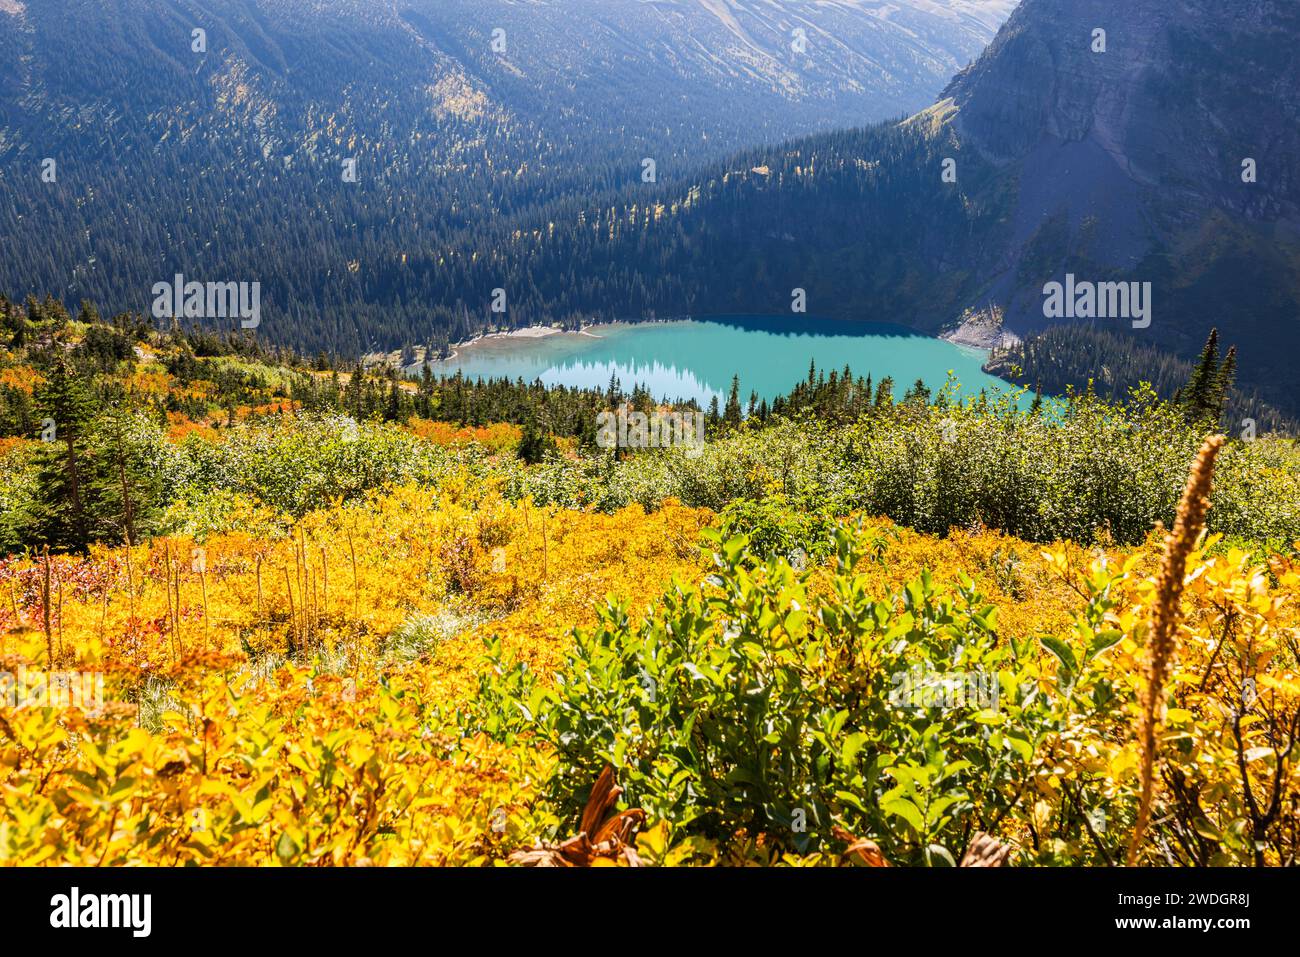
[943,0,1300,401]
[2,0,1297,416]
[0,0,1009,352]
[383,0,1299,416]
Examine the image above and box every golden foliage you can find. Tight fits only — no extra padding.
[2,466,1298,866]
[0,485,708,865]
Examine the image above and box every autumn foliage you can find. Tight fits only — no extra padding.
[1,460,1297,865]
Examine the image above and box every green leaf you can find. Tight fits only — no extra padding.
[841,730,869,766]
[881,797,926,835]
[275,831,299,862]
[1087,630,1124,660]
[926,794,965,827]
[834,790,869,814]
[1191,813,1223,842]
[1003,734,1033,762]
[1039,635,1077,674]
[925,844,957,867]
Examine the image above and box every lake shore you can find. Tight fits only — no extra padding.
[426,315,999,371]
[399,316,1021,409]
[425,319,677,368]
[449,318,676,350]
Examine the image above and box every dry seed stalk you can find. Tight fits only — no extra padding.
[541,510,549,581]
[284,565,298,652]
[41,546,53,665]
[56,569,64,658]
[347,528,359,622]
[125,543,135,619]
[8,575,23,630]
[320,545,328,619]
[172,555,184,659]
[99,576,109,642]
[200,565,210,643]
[1127,434,1225,865]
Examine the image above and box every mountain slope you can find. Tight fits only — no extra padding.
[942,0,1300,361]
[412,0,1299,416]
[4,0,1296,417]
[0,0,1012,352]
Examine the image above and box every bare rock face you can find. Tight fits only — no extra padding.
[948,0,1179,168]
[934,0,1300,387]
[948,0,1300,223]
[941,305,1020,350]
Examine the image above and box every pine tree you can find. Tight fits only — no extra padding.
[86,405,162,546]
[874,376,895,408]
[1180,329,1236,426]
[419,363,435,418]
[345,363,365,418]
[1213,346,1237,421]
[31,354,99,550]
[1181,329,1221,422]
[517,419,558,464]
[724,375,742,428]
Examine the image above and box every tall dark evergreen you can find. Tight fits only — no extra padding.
[724,376,743,428]
[1181,329,1222,420]
[1177,329,1238,427]
[31,354,98,550]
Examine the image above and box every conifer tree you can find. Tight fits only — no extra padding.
[724,375,742,428]
[1181,328,1221,421]
[31,354,98,550]
[86,405,162,546]
[874,376,895,408]
[1180,329,1236,425]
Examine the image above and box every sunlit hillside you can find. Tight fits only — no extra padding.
[2,311,1298,867]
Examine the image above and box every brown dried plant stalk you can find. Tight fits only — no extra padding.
[1126,435,1225,866]
[41,546,53,665]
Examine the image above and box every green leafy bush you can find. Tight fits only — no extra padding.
[162,414,481,519]
[473,522,1060,864]
[716,494,839,563]
[514,388,1300,548]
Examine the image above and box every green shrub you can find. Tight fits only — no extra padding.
[162,414,480,518]
[716,493,839,563]
[514,388,1300,548]
[472,522,1058,864]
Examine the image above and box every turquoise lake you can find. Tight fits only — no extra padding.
[420,317,1016,407]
